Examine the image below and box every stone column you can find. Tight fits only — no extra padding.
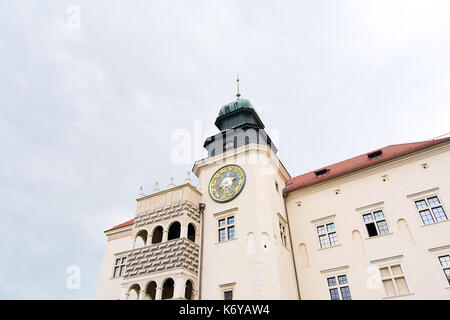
[145,234,152,246]
[191,289,198,300]
[120,287,129,300]
[195,232,200,244]
[155,287,163,300]
[174,274,186,299]
[162,230,168,242]
[138,290,146,300]
[180,223,187,239]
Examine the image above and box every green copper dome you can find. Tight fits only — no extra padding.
[218,98,255,117]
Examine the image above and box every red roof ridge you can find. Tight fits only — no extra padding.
[284,137,450,195]
[104,218,134,233]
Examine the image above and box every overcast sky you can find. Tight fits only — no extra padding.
[0,1,449,299]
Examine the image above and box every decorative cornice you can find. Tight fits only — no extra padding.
[406,187,439,199]
[320,265,349,274]
[355,201,385,212]
[219,282,236,288]
[428,244,450,252]
[311,214,336,224]
[105,224,133,236]
[370,254,403,264]
[136,183,202,202]
[213,207,239,217]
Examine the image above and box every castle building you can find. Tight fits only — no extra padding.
[95,90,450,300]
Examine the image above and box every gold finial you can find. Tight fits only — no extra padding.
[236,73,241,98]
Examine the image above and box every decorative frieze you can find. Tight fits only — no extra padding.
[107,230,132,241]
[135,200,200,228]
[124,238,199,278]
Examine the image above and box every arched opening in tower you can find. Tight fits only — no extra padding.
[187,223,196,242]
[185,280,193,300]
[168,221,181,240]
[151,226,163,244]
[162,278,174,300]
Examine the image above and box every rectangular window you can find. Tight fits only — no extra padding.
[279,220,288,247]
[379,264,410,297]
[327,274,352,300]
[415,196,448,225]
[227,226,235,239]
[218,228,226,242]
[363,210,389,237]
[224,290,233,300]
[218,216,235,242]
[317,222,339,248]
[438,255,450,285]
[113,256,127,278]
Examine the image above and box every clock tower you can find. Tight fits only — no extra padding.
[193,86,300,299]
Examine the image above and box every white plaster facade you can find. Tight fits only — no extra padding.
[286,140,450,300]
[95,96,450,300]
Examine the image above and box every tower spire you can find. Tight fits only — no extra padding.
[236,73,241,98]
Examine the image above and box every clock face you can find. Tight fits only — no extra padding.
[208,165,246,203]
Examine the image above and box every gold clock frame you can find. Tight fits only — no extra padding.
[208,164,246,203]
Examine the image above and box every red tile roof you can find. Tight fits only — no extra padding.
[284,137,450,195]
[104,218,134,233]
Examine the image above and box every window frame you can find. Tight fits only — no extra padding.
[428,246,450,287]
[223,290,233,300]
[412,194,448,226]
[326,274,352,300]
[112,255,127,278]
[316,222,339,249]
[215,211,237,244]
[361,208,390,238]
[219,282,236,300]
[378,262,411,298]
[279,220,288,248]
[311,215,339,250]
[438,254,450,286]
